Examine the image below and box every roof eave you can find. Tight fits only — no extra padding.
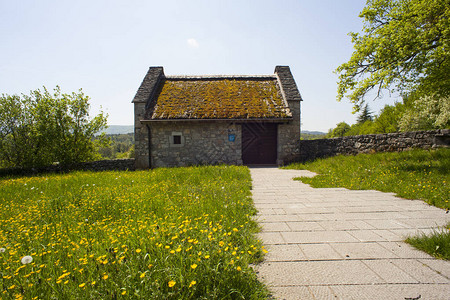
[140,117,293,123]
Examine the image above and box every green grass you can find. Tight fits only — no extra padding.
[405,224,450,260]
[284,148,450,260]
[0,166,269,299]
[285,148,449,210]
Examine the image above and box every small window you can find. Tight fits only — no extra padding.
[173,135,181,145]
[169,132,184,147]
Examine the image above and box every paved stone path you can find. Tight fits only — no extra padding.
[251,167,450,300]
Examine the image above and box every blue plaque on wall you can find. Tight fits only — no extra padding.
[228,134,236,142]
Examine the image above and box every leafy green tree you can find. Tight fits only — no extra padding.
[96,133,134,160]
[328,122,351,138]
[0,86,108,168]
[336,0,450,110]
[345,120,376,136]
[372,103,405,133]
[399,93,450,130]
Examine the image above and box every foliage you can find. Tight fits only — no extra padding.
[324,94,445,136]
[344,120,376,136]
[326,122,351,138]
[337,103,403,136]
[336,0,450,110]
[97,133,135,159]
[356,104,373,124]
[405,224,450,260]
[400,93,450,131]
[371,102,405,133]
[0,87,108,168]
[284,148,450,210]
[0,166,269,299]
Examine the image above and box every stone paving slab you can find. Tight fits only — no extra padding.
[251,167,450,300]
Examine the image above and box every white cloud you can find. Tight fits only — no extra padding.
[187,38,199,48]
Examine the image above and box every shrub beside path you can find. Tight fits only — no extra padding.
[251,167,450,300]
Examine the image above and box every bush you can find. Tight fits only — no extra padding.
[0,86,108,168]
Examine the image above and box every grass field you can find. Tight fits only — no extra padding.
[285,148,450,260]
[285,148,449,210]
[0,166,268,299]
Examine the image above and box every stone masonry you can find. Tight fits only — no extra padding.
[150,121,242,168]
[132,66,302,169]
[275,66,302,165]
[133,67,165,169]
[299,129,450,162]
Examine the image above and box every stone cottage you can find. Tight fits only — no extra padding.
[132,66,302,169]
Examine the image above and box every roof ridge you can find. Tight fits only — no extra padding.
[165,75,277,80]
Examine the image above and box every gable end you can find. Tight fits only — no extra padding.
[132,67,165,105]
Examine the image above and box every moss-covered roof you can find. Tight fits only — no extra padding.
[145,78,292,120]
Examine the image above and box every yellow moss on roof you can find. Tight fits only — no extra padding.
[148,79,292,119]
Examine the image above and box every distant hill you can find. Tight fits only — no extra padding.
[99,125,134,135]
[302,130,326,135]
[301,130,326,140]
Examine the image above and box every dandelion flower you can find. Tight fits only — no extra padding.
[204,255,210,259]
[191,264,197,270]
[0,247,5,253]
[168,280,176,287]
[103,274,108,280]
[136,249,142,253]
[121,290,126,295]
[236,266,242,271]
[189,280,196,288]
[140,272,146,278]
[79,283,85,288]
[21,256,33,264]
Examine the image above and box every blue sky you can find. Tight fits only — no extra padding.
[0,0,398,132]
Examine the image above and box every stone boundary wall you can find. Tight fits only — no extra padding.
[0,159,135,177]
[299,129,450,162]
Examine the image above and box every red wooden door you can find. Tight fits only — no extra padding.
[242,123,277,165]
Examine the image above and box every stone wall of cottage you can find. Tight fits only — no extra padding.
[274,66,302,165]
[134,102,150,169]
[278,101,301,165]
[299,129,450,162]
[133,67,165,169]
[150,122,243,168]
